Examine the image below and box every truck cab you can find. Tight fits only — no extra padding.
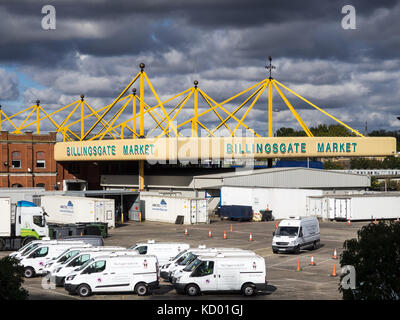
[16,201,49,240]
[272,216,320,254]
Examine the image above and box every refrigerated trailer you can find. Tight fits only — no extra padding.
[0,198,49,250]
[41,196,115,228]
[307,192,400,221]
[140,193,209,225]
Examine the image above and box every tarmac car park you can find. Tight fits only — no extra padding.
[1,218,372,300]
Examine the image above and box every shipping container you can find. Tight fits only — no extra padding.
[140,193,209,225]
[41,196,115,227]
[306,193,400,221]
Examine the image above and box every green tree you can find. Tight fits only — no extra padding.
[323,160,345,169]
[0,256,29,300]
[339,221,400,300]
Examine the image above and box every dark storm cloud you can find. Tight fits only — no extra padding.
[0,0,399,133]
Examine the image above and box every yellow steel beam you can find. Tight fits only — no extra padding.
[83,101,119,140]
[272,80,314,137]
[147,89,192,136]
[143,72,178,136]
[156,88,194,138]
[140,72,144,136]
[81,71,140,140]
[0,110,20,132]
[231,83,267,136]
[274,80,364,137]
[13,106,36,134]
[268,80,273,137]
[204,84,265,136]
[198,90,233,135]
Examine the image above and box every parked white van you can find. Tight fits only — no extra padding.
[10,239,77,260]
[130,240,189,266]
[172,254,267,296]
[166,248,257,282]
[272,216,320,254]
[43,245,94,274]
[64,254,159,297]
[49,246,127,286]
[19,241,88,278]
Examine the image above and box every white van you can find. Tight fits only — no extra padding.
[172,254,267,296]
[19,241,88,278]
[130,240,190,266]
[64,254,159,297]
[166,248,257,282]
[50,247,127,286]
[43,244,94,274]
[272,216,320,254]
[10,239,75,260]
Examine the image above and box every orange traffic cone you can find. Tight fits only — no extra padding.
[330,264,337,277]
[249,233,253,241]
[224,231,227,240]
[230,224,233,232]
[309,255,316,266]
[296,259,302,271]
[333,248,338,259]
[374,218,377,225]
[208,230,212,238]
[347,219,351,226]
[275,221,279,229]
[80,232,83,236]
[184,229,188,236]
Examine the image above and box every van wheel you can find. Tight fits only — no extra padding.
[135,282,149,296]
[312,241,318,250]
[294,245,301,254]
[24,267,35,278]
[186,284,200,296]
[272,249,278,254]
[242,283,256,296]
[77,284,92,297]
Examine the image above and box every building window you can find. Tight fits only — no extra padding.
[36,152,46,168]
[36,160,46,168]
[12,183,23,188]
[12,152,21,168]
[36,183,45,188]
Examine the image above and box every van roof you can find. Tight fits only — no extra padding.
[91,254,158,261]
[196,254,263,260]
[134,242,189,246]
[279,216,318,226]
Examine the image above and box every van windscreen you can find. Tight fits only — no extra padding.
[179,253,197,266]
[171,250,187,261]
[183,258,202,272]
[276,226,299,236]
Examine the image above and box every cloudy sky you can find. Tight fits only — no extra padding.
[0,0,399,138]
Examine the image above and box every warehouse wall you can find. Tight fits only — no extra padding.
[221,186,323,219]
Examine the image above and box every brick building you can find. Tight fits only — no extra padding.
[0,131,58,190]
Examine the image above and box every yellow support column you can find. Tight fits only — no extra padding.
[193,80,199,137]
[36,100,40,134]
[132,88,137,138]
[140,63,145,137]
[268,80,273,137]
[80,95,85,139]
[139,160,145,191]
[0,105,2,131]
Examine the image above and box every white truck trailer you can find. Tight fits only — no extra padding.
[0,198,49,250]
[41,195,115,228]
[140,193,209,225]
[307,192,400,221]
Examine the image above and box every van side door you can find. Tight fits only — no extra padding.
[190,261,217,291]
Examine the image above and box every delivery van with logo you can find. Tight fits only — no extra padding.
[49,246,127,286]
[43,244,94,274]
[166,248,257,282]
[272,216,320,254]
[172,254,267,296]
[130,240,189,266]
[64,254,159,297]
[19,241,88,278]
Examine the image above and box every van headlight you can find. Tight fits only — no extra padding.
[163,264,170,269]
[66,275,76,281]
